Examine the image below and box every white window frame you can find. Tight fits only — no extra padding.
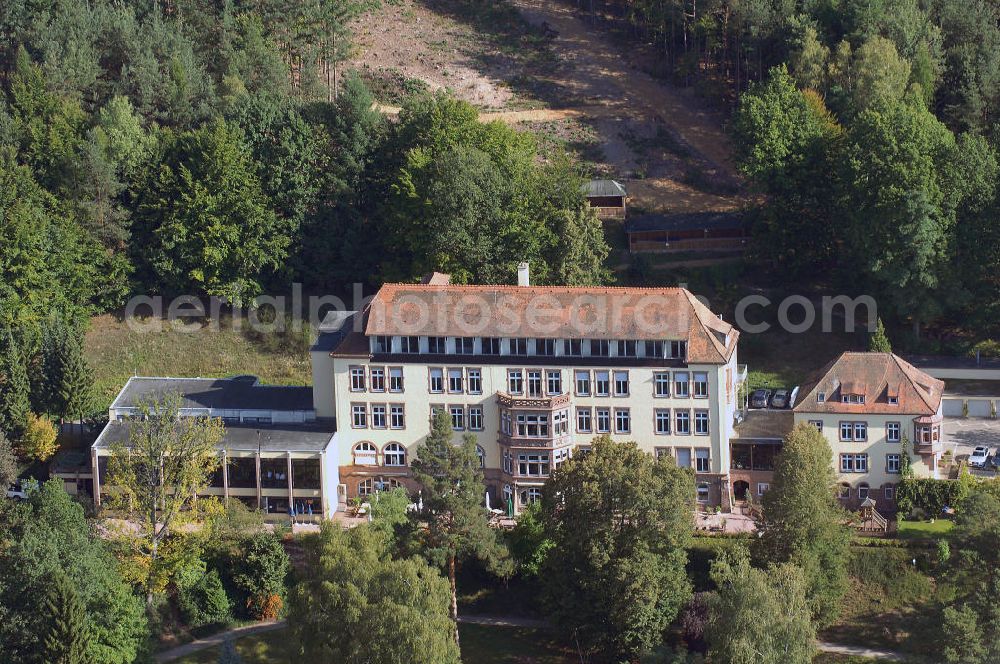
[371,404,387,429]
[674,372,690,398]
[467,369,482,394]
[353,442,377,466]
[654,372,671,397]
[693,372,709,398]
[429,368,444,393]
[383,443,406,467]
[390,404,405,429]
[694,410,709,436]
[596,408,611,433]
[350,366,366,392]
[654,409,671,435]
[450,406,465,431]
[675,411,691,435]
[614,408,631,434]
[468,406,484,431]
[351,404,367,428]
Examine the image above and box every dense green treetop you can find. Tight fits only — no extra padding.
[0,480,147,664]
[541,436,694,661]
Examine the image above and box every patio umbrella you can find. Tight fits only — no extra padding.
[418,491,423,512]
[485,489,491,511]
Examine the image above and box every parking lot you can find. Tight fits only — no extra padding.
[943,417,1000,476]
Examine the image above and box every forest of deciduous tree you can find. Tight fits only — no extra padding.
[572,0,1000,343]
[0,0,610,339]
[576,0,1000,137]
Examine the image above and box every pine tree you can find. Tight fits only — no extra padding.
[57,333,94,426]
[753,422,850,627]
[0,430,18,490]
[41,573,92,664]
[869,317,892,353]
[411,410,511,648]
[0,330,31,440]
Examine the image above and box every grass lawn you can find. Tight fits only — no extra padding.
[897,519,954,540]
[85,314,313,408]
[171,624,576,664]
[171,628,296,664]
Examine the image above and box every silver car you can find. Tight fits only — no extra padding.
[750,389,772,409]
[771,389,790,409]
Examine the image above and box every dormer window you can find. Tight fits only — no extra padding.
[888,396,898,405]
[817,392,826,403]
[428,336,447,354]
[841,394,865,404]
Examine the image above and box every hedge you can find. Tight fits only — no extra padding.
[897,475,975,515]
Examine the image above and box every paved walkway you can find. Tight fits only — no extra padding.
[817,640,908,662]
[154,620,286,663]
[153,615,909,662]
[458,614,548,629]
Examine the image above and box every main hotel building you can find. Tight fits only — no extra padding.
[312,268,744,510]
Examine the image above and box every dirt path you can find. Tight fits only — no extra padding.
[152,616,909,662]
[154,621,286,663]
[509,0,737,180]
[355,0,746,212]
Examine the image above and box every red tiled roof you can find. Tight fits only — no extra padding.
[332,283,737,363]
[793,352,943,416]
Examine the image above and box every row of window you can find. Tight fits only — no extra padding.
[839,453,905,474]
[574,407,710,436]
[352,443,488,469]
[429,367,483,394]
[352,442,407,466]
[423,405,485,432]
[500,410,570,438]
[809,420,903,443]
[351,403,406,429]
[839,483,895,501]
[351,365,712,400]
[372,335,688,360]
[655,446,712,472]
[815,391,899,406]
[501,447,573,476]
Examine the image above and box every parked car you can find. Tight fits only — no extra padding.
[5,484,27,500]
[771,389,790,409]
[969,446,991,468]
[750,389,773,409]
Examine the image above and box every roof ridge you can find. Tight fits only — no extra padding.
[377,283,688,293]
[890,353,939,413]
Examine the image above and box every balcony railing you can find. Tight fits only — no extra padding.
[496,391,571,410]
[498,432,574,450]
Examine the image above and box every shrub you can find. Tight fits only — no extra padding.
[18,412,58,461]
[178,569,231,628]
[897,477,971,515]
[232,533,289,620]
[848,547,933,605]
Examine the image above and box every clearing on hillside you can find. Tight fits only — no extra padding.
[350,0,747,213]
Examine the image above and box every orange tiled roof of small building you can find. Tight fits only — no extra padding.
[793,352,943,416]
[335,283,737,363]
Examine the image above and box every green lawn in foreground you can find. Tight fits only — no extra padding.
[171,623,576,663]
[897,519,954,540]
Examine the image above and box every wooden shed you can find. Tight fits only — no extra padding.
[624,211,746,253]
[583,180,627,219]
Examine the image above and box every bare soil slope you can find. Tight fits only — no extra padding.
[351,0,747,212]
